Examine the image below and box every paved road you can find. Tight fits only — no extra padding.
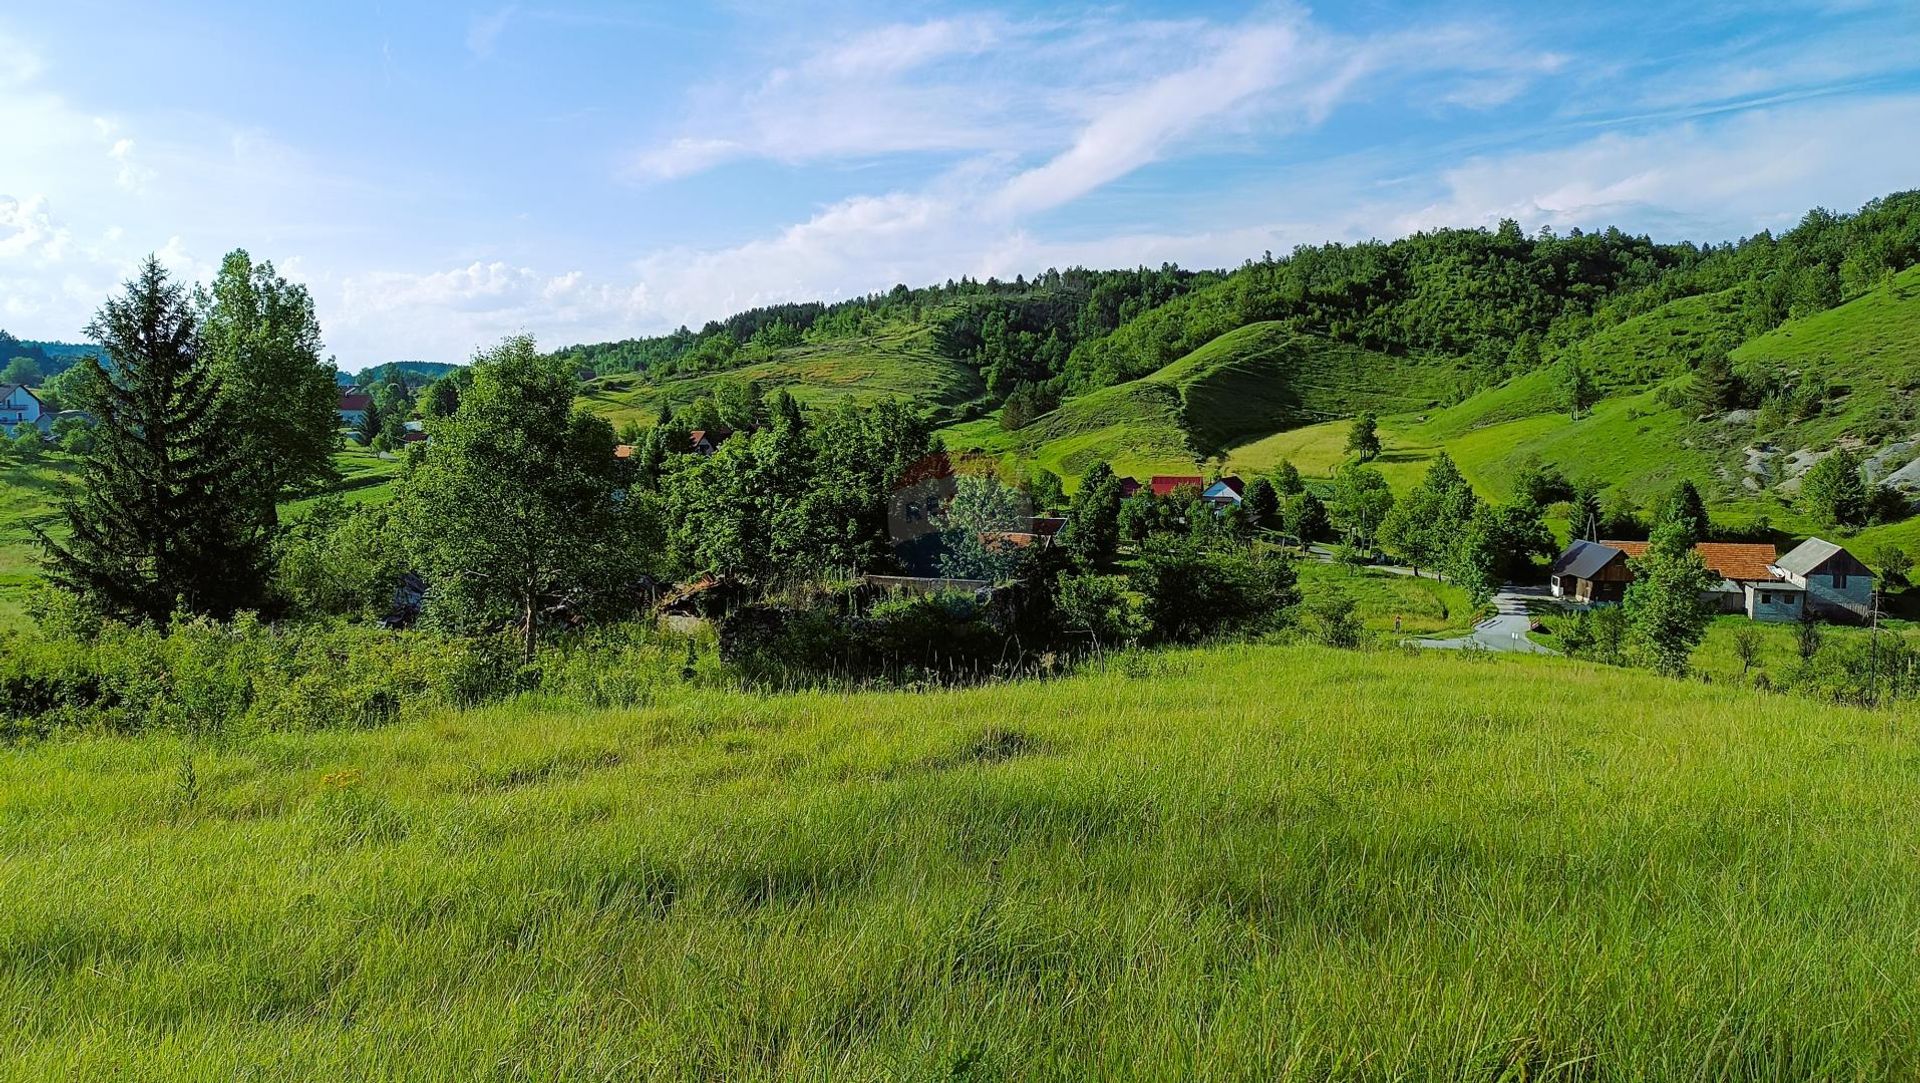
[1415,583,1558,654]
[1299,545,1559,654]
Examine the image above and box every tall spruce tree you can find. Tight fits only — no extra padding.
[37,257,270,623]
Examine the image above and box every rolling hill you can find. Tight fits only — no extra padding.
[578,321,985,428]
[944,323,1455,479]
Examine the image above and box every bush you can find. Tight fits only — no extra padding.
[1134,537,1298,643]
[0,613,702,739]
[1301,586,1362,648]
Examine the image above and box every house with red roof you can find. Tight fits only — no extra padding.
[1149,475,1204,497]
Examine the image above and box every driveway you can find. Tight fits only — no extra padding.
[1414,583,1557,654]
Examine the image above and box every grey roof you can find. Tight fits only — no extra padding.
[1774,538,1846,577]
[1551,539,1626,580]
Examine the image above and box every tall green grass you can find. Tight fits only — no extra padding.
[5,642,1920,1078]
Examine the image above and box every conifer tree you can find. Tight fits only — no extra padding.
[37,257,270,623]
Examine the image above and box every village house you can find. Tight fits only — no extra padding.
[1116,476,1143,499]
[1549,537,1857,623]
[1149,475,1205,497]
[1548,539,1634,604]
[1201,476,1246,508]
[338,387,373,426]
[1771,538,1876,621]
[689,429,732,455]
[0,384,43,436]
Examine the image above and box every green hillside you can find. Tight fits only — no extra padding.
[578,322,984,427]
[946,324,1452,479]
[9,643,1920,1078]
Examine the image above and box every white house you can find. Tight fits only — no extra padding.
[0,384,43,436]
[1771,539,1876,621]
[1200,477,1245,507]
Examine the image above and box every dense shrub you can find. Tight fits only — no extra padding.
[0,615,701,739]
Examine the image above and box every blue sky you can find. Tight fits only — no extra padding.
[3,1,1920,364]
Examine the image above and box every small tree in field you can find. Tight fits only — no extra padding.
[1345,411,1381,462]
[1623,522,1716,677]
[1559,353,1597,419]
[1731,624,1764,677]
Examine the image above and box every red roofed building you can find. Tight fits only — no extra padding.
[1150,475,1205,497]
[689,429,732,455]
[338,389,373,425]
[1588,539,1801,620]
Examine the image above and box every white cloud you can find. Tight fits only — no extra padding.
[0,31,43,86]
[466,7,515,59]
[1398,94,1920,237]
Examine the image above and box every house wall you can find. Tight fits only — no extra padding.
[1,391,41,434]
[1799,571,1875,620]
[1745,586,1803,623]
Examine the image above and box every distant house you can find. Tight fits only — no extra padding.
[1116,476,1143,499]
[614,443,637,459]
[1548,539,1634,604]
[1609,540,1788,620]
[979,516,1068,551]
[1149,475,1205,497]
[1201,476,1246,508]
[1551,538,1802,621]
[0,384,43,436]
[338,388,373,426]
[1772,538,1876,621]
[689,429,732,455]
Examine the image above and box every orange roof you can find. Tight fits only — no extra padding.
[1150,475,1205,496]
[1604,540,1778,582]
[614,444,636,458]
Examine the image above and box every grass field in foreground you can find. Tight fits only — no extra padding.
[6,643,1920,1079]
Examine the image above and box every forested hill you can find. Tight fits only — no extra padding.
[562,193,1920,438]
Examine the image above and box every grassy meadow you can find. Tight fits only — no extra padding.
[579,323,985,429]
[6,642,1920,1079]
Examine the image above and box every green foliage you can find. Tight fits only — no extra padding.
[1624,523,1717,677]
[1060,463,1122,571]
[401,335,645,659]
[272,496,406,620]
[1799,449,1870,529]
[2,356,41,386]
[1557,352,1597,419]
[1133,535,1297,643]
[1242,476,1278,530]
[37,257,270,625]
[1272,459,1303,495]
[1330,462,1394,548]
[937,475,1029,583]
[1055,573,1150,647]
[1345,411,1381,462]
[1281,490,1329,546]
[1301,584,1362,648]
[1652,479,1712,544]
[197,249,342,515]
[1379,453,1474,576]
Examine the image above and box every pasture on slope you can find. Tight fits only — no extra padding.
[578,321,985,429]
[5,644,1920,1078]
[944,323,1454,481]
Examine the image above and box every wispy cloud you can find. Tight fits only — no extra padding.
[466,6,515,60]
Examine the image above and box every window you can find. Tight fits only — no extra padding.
[1833,571,1848,590]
